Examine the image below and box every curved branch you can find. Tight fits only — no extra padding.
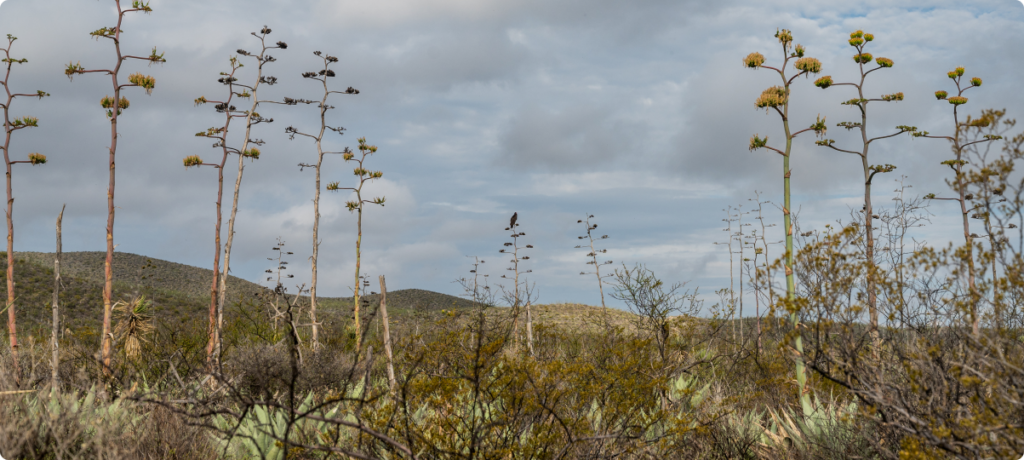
[786,70,809,86]
[867,131,908,145]
[962,139,996,149]
[863,66,885,77]
[823,144,862,156]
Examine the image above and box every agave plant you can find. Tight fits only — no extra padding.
[9,386,143,456]
[210,393,342,460]
[738,393,860,456]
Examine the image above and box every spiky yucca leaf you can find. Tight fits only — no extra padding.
[113,295,155,359]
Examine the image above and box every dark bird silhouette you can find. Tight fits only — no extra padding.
[510,212,518,230]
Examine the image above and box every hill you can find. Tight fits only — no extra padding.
[0,252,493,340]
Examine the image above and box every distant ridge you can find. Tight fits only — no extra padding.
[16,251,265,301]
[11,251,481,313]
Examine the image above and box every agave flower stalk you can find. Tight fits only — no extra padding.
[574,214,612,323]
[811,30,915,348]
[216,27,287,359]
[499,212,536,355]
[187,56,256,364]
[63,0,165,373]
[286,50,360,351]
[262,238,294,331]
[713,207,738,339]
[744,28,825,416]
[327,137,384,352]
[0,34,49,381]
[745,191,781,354]
[714,205,750,342]
[913,68,1000,336]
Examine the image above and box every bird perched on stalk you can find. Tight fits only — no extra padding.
[510,212,518,231]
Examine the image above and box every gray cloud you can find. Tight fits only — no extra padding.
[0,0,1021,311]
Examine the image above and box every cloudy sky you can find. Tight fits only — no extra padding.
[0,0,1021,311]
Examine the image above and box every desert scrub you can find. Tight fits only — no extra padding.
[64,0,165,373]
[1,34,49,381]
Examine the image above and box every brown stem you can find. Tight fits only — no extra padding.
[2,39,20,382]
[101,6,129,374]
[218,35,279,351]
[379,275,396,393]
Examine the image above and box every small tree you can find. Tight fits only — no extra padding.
[215,27,287,358]
[327,137,384,352]
[499,212,536,355]
[743,28,825,416]
[811,30,916,347]
[286,50,359,351]
[186,55,260,364]
[64,0,165,372]
[610,263,701,362]
[574,214,612,322]
[0,34,48,379]
[914,67,1000,335]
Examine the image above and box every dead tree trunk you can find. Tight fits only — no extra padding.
[379,275,396,393]
[51,205,64,387]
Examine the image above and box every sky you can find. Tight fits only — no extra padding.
[0,0,1022,312]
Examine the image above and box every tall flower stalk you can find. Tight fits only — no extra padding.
[216,27,286,358]
[1,34,49,380]
[286,50,359,351]
[186,56,259,364]
[811,30,915,347]
[500,212,536,355]
[744,28,825,415]
[327,137,384,352]
[64,0,164,373]
[915,67,1000,336]
[575,214,612,323]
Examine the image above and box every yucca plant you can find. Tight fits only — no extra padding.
[285,50,359,351]
[327,137,384,352]
[215,27,287,354]
[112,295,154,360]
[913,67,1000,335]
[812,30,916,348]
[64,0,165,373]
[575,214,613,322]
[744,28,826,415]
[187,55,254,365]
[1,33,49,381]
